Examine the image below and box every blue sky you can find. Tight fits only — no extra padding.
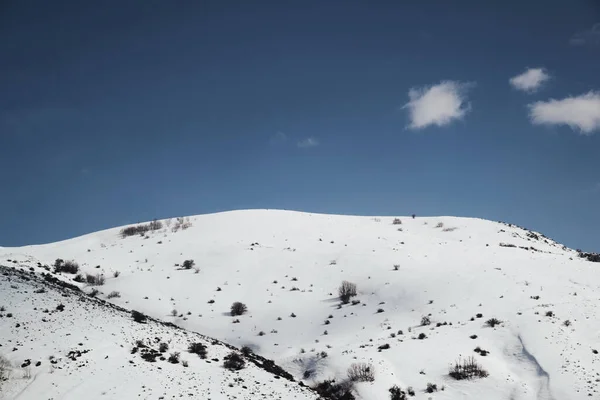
[1,1,599,251]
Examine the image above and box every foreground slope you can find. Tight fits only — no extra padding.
[2,210,599,399]
[0,265,317,400]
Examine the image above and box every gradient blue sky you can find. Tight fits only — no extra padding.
[1,1,599,251]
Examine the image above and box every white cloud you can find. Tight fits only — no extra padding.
[297,137,319,148]
[570,23,600,46]
[509,68,549,93]
[269,131,287,145]
[403,81,472,130]
[528,91,600,134]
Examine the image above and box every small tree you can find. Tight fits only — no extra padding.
[347,362,375,382]
[223,352,245,370]
[230,302,248,316]
[338,281,357,304]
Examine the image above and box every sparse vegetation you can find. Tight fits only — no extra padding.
[230,302,248,316]
[421,316,431,326]
[107,291,120,299]
[338,281,357,304]
[120,220,163,238]
[393,218,402,225]
[347,362,375,382]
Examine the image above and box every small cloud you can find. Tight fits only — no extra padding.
[528,91,600,134]
[509,68,550,93]
[269,131,287,145]
[297,137,319,148]
[570,23,600,46]
[402,81,473,130]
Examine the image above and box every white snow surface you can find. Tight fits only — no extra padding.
[1,209,599,399]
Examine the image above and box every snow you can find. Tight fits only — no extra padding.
[1,210,599,399]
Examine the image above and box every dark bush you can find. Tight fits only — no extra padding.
[347,363,375,382]
[230,302,247,316]
[313,379,355,400]
[425,383,438,393]
[188,342,207,359]
[159,342,169,353]
[485,318,502,328]
[223,352,245,370]
[241,346,253,356]
[418,333,427,340]
[107,291,120,299]
[132,310,147,323]
[182,259,195,269]
[54,259,79,274]
[389,385,407,400]
[86,273,105,286]
[449,356,489,380]
[73,274,85,282]
[168,352,180,364]
[339,281,357,304]
[421,316,431,326]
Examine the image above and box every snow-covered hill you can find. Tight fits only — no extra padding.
[1,210,599,399]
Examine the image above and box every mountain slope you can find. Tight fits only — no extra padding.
[2,210,599,399]
[0,264,317,400]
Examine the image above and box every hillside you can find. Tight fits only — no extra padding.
[1,210,599,399]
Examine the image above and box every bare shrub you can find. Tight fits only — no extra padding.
[425,383,437,393]
[188,343,207,359]
[113,271,120,278]
[392,218,402,225]
[131,310,147,323]
[0,354,11,384]
[86,273,105,286]
[230,302,247,316]
[223,352,245,370]
[339,281,357,304]
[449,357,489,380]
[182,259,195,269]
[435,222,444,228]
[485,318,502,328]
[313,379,355,400]
[107,291,120,299]
[168,352,180,364]
[421,316,431,326]
[389,385,407,400]
[54,259,79,274]
[347,362,375,382]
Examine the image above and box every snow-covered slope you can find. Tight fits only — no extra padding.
[1,210,599,399]
[0,265,317,400]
